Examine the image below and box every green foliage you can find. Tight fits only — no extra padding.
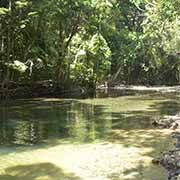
[0,0,180,96]
[70,33,111,87]
[0,8,9,15]
[6,60,28,73]
[15,1,29,9]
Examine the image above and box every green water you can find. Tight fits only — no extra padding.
[0,93,179,180]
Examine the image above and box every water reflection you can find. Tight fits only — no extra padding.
[0,100,112,145]
[0,93,180,146]
[0,94,179,180]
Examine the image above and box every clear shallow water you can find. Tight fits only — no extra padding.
[0,93,179,180]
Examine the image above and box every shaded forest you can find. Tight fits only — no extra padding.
[0,0,180,98]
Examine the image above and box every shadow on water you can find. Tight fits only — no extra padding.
[149,100,180,115]
[0,163,81,180]
[0,94,179,179]
[108,128,173,154]
[0,99,113,153]
[108,164,164,180]
[0,96,178,149]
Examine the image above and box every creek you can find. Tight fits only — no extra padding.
[0,92,178,180]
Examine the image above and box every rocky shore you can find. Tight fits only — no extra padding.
[152,115,180,180]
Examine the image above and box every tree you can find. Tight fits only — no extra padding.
[70,33,111,88]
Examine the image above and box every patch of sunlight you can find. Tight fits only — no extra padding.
[0,128,174,180]
[0,94,177,180]
[36,98,69,102]
[29,98,73,103]
[35,176,51,180]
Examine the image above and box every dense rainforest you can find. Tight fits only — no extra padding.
[0,0,180,98]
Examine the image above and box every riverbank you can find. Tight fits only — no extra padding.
[152,115,180,180]
[0,81,88,100]
[97,85,180,93]
[1,84,180,100]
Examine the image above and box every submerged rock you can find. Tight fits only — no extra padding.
[152,158,160,164]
